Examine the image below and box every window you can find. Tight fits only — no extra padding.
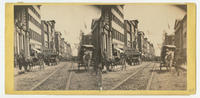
[29,6,41,19]
[28,13,41,29]
[113,7,124,18]
[112,14,124,29]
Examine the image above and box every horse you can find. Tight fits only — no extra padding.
[17,54,30,73]
[162,51,174,72]
[81,52,92,72]
[30,55,45,71]
[109,54,127,71]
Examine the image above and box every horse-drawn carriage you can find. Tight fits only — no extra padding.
[160,45,176,71]
[78,45,94,71]
[43,49,59,66]
[124,49,141,66]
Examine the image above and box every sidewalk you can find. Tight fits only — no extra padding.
[179,64,187,71]
[14,62,68,90]
[14,65,46,76]
[14,62,65,76]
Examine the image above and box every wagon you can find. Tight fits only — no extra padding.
[160,45,176,71]
[124,49,141,66]
[78,45,94,71]
[43,49,59,66]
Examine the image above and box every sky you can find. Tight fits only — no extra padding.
[124,4,186,56]
[41,4,186,56]
[41,5,101,56]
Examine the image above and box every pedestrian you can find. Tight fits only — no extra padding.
[121,53,127,71]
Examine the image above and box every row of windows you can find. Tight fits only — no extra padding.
[112,14,124,29]
[112,28,124,42]
[29,28,42,43]
[112,6,124,18]
[28,13,41,29]
[29,6,41,19]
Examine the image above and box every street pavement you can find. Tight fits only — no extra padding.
[102,62,187,90]
[15,62,67,90]
[14,61,187,90]
[150,64,187,90]
[102,62,150,90]
[14,61,99,90]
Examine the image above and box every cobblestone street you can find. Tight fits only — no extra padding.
[102,62,187,90]
[150,64,187,90]
[15,61,98,90]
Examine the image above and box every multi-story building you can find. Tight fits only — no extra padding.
[47,20,56,51]
[27,5,42,56]
[124,20,139,51]
[137,31,145,58]
[124,20,132,48]
[14,5,42,57]
[143,37,148,60]
[41,20,49,49]
[55,31,62,55]
[14,6,29,57]
[130,20,139,50]
[111,5,125,57]
[174,15,187,65]
[60,38,65,56]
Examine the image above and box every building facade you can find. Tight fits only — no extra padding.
[130,20,139,51]
[137,31,145,58]
[14,5,42,57]
[174,15,187,65]
[14,6,29,57]
[47,20,56,52]
[124,20,139,51]
[55,31,62,56]
[111,5,125,57]
[28,5,42,56]
[124,20,132,48]
[41,20,49,49]
[60,38,65,57]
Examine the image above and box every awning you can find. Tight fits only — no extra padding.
[82,45,94,48]
[32,48,41,53]
[163,45,176,48]
[114,48,124,53]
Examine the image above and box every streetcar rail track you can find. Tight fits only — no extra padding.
[111,63,152,90]
[30,63,72,90]
[146,63,156,90]
[65,62,74,90]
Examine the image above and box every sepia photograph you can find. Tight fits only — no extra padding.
[13,4,188,91]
